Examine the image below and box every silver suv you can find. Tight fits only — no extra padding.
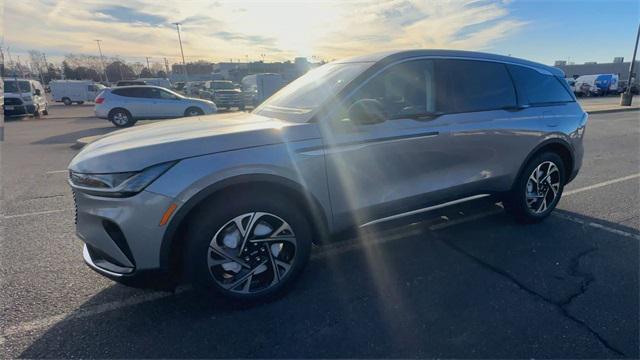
[69,50,587,300]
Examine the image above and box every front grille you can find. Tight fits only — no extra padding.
[4,97,24,106]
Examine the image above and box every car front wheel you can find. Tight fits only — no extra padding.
[504,152,565,223]
[184,190,312,301]
[185,107,204,117]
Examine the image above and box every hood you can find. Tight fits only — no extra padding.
[69,112,319,173]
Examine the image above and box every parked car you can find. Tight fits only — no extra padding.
[205,80,244,110]
[241,73,284,108]
[574,74,619,96]
[50,80,106,105]
[69,50,587,300]
[115,80,147,87]
[138,78,173,89]
[94,85,217,127]
[3,78,48,117]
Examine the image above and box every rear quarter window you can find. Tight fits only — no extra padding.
[507,65,574,105]
[111,87,148,98]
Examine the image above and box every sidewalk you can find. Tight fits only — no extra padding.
[579,95,640,114]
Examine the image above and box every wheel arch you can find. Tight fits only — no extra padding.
[513,138,575,189]
[108,107,132,119]
[159,173,329,275]
[184,106,204,116]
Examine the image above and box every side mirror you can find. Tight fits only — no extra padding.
[34,89,42,96]
[347,99,386,125]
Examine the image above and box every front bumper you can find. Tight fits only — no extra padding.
[73,188,176,276]
[4,104,35,117]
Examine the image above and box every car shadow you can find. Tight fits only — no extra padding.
[31,127,116,145]
[18,202,639,358]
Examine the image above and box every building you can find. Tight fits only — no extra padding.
[554,57,639,84]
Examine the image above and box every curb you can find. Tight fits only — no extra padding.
[585,107,640,115]
[72,135,103,149]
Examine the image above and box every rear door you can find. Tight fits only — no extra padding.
[111,87,151,118]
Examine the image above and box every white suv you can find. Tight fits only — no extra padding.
[95,85,217,127]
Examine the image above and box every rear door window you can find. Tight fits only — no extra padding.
[112,87,147,98]
[434,59,517,113]
[507,65,574,105]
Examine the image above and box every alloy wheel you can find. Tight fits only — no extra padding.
[526,161,561,214]
[112,112,128,126]
[207,212,297,294]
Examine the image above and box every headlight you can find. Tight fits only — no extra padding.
[69,161,176,197]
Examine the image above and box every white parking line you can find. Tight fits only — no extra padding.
[553,212,640,240]
[564,173,640,196]
[1,287,188,340]
[1,209,68,219]
[45,170,68,174]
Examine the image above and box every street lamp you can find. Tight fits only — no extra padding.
[173,22,188,81]
[95,39,109,83]
[621,24,640,106]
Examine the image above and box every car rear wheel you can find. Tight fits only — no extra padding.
[504,152,565,223]
[62,97,72,106]
[184,190,312,301]
[185,107,204,117]
[109,108,136,127]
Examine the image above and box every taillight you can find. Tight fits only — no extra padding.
[95,97,105,104]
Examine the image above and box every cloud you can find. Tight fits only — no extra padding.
[97,5,168,26]
[4,0,526,64]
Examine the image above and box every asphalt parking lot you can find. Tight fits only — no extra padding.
[1,104,639,358]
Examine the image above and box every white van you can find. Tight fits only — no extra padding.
[574,74,619,96]
[3,78,48,117]
[50,80,106,105]
[137,78,172,89]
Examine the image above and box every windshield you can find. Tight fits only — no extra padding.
[4,80,31,94]
[254,62,373,122]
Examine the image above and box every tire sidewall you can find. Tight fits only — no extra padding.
[512,152,565,221]
[184,190,312,300]
[109,109,134,127]
[185,107,203,117]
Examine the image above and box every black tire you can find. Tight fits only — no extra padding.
[504,152,566,223]
[108,108,136,127]
[77,101,85,105]
[62,98,72,106]
[184,189,312,301]
[185,107,204,117]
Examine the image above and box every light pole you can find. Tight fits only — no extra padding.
[95,39,109,83]
[173,22,188,81]
[621,24,640,106]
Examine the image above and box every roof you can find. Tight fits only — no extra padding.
[337,49,564,77]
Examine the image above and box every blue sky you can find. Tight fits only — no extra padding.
[491,0,640,64]
[4,1,639,66]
